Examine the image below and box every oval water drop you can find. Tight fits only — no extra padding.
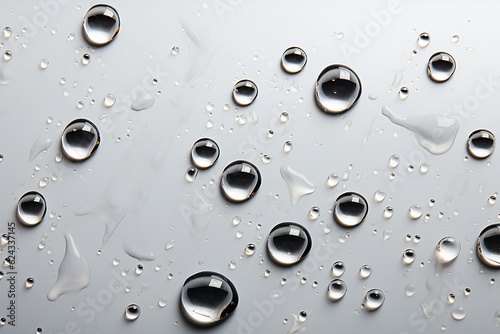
[363,289,385,311]
[427,52,456,82]
[185,167,198,182]
[245,243,256,256]
[267,222,312,266]
[467,129,495,159]
[409,205,423,219]
[232,79,258,106]
[327,279,347,301]
[389,154,400,168]
[451,307,467,321]
[436,236,461,264]
[315,64,362,114]
[477,223,500,267]
[399,87,409,100]
[82,4,120,46]
[309,206,320,220]
[180,271,238,326]
[333,192,368,227]
[25,277,35,288]
[403,249,416,264]
[103,93,116,107]
[359,265,372,279]
[417,32,430,47]
[373,189,386,203]
[281,47,307,74]
[327,173,339,187]
[283,141,293,153]
[220,160,261,202]
[61,119,100,161]
[125,304,140,321]
[17,191,46,226]
[331,261,345,277]
[191,138,220,169]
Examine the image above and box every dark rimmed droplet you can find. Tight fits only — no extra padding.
[61,119,100,161]
[17,191,46,226]
[83,4,120,46]
[220,160,261,202]
[315,64,362,113]
[267,222,312,265]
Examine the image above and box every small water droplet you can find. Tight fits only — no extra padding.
[477,223,500,267]
[403,249,416,264]
[363,289,385,311]
[180,271,238,326]
[331,261,345,277]
[464,288,471,296]
[232,216,242,226]
[298,311,307,322]
[39,59,49,69]
[327,173,339,187]
[220,160,261,202]
[191,138,220,169]
[451,307,466,321]
[228,260,236,270]
[25,277,35,288]
[267,222,312,266]
[261,154,272,164]
[417,32,430,47]
[281,47,307,74]
[427,52,456,82]
[436,236,461,264]
[3,27,12,38]
[405,283,415,297]
[399,87,409,100]
[61,119,100,161]
[103,93,116,107]
[420,162,430,174]
[233,79,258,106]
[447,293,456,304]
[171,46,180,55]
[112,257,120,266]
[81,53,90,65]
[83,4,120,46]
[38,240,46,250]
[373,189,386,203]
[158,297,167,308]
[245,243,256,256]
[135,264,143,275]
[315,65,362,113]
[451,35,460,43]
[125,304,140,321]
[383,229,392,241]
[3,50,12,61]
[409,205,423,219]
[17,191,46,226]
[389,154,400,168]
[333,192,368,227]
[467,129,495,159]
[359,265,372,279]
[36,327,42,334]
[283,141,293,153]
[328,279,347,301]
[309,206,320,220]
[280,112,289,123]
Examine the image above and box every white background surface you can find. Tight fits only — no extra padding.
[1,0,500,333]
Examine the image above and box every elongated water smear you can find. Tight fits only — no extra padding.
[47,233,90,301]
[280,166,316,205]
[382,106,459,154]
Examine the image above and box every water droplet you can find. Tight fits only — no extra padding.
[389,154,400,168]
[359,265,372,279]
[399,87,409,100]
[135,264,143,275]
[281,47,307,74]
[309,206,320,220]
[47,233,90,301]
[403,249,416,264]
[190,138,220,169]
[185,167,198,182]
[23,277,35,290]
[112,257,120,266]
[17,191,46,226]
[261,154,272,164]
[315,64,362,114]
[447,294,456,304]
[180,271,238,326]
[83,4,120,46]
[3,27,12,38]
[382,106,459,155]
[327,279,347,301]
[228,260,236,270]
[125,304,140,321]
[383,229,392,241]
[264,269,271,278]
[36,328,42,334]
[280,166,316,205]
[333,192,368,227]
[451,307,466,321]
[158,297,167,308]
[417,32,430,47]
[232,216,242,226]
[363,289,385,311]
[280,112,289,123]
[103,93,116,107]
[61,119,100,161]
[405,283,415,297]
[232,79,258,106]
[409,205,423,219]
[81,53,91,65]
[477,223,500,267]
[331,261,345,277]
[464,288,471,296]
[220,160,261,202]
[3,50,12,61]
[374,189,386,202]
[467,129,495,159]
[38,240,46,250]
[327,173,339,187]
[420,162,430,174]
[283,141,293,153]
[489,194,497,205]
[451,35,459,43]
[436,236,461,264]
[40,59,49,69]
[427,52,456,82]
[383,206,394,218]
[131,94,155,111]
[171,46,180,55]
[267,222,312,266]
[245,243,256,256]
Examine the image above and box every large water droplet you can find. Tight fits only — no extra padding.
[61,119,100,161]
[403,249,416,264]
[82,4,120,46]
[333,192,368,227]
[315,64,362,114]
[417,32,430,47]
[477,224,500,267]
[327,279,347,301]
[220,160,261,202]
[281,47,307,74]
[17,191,46,226]
[427,52,456,82]
[373,189,386,202]
[280,166,316,205]
[359,265,373,279]
[232,79,258,106]
[409,205,423,219]
[436,236,461,264]
[125,304,140,321]
[267,222,312,266]
[103,93,116,107]
[180,271,238,326]
[191,138,220,169]
[363,289,385,311]
[47,233,91,301]
[331,261,346,277]
[467,129,495,159]
[382,106,459,155]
